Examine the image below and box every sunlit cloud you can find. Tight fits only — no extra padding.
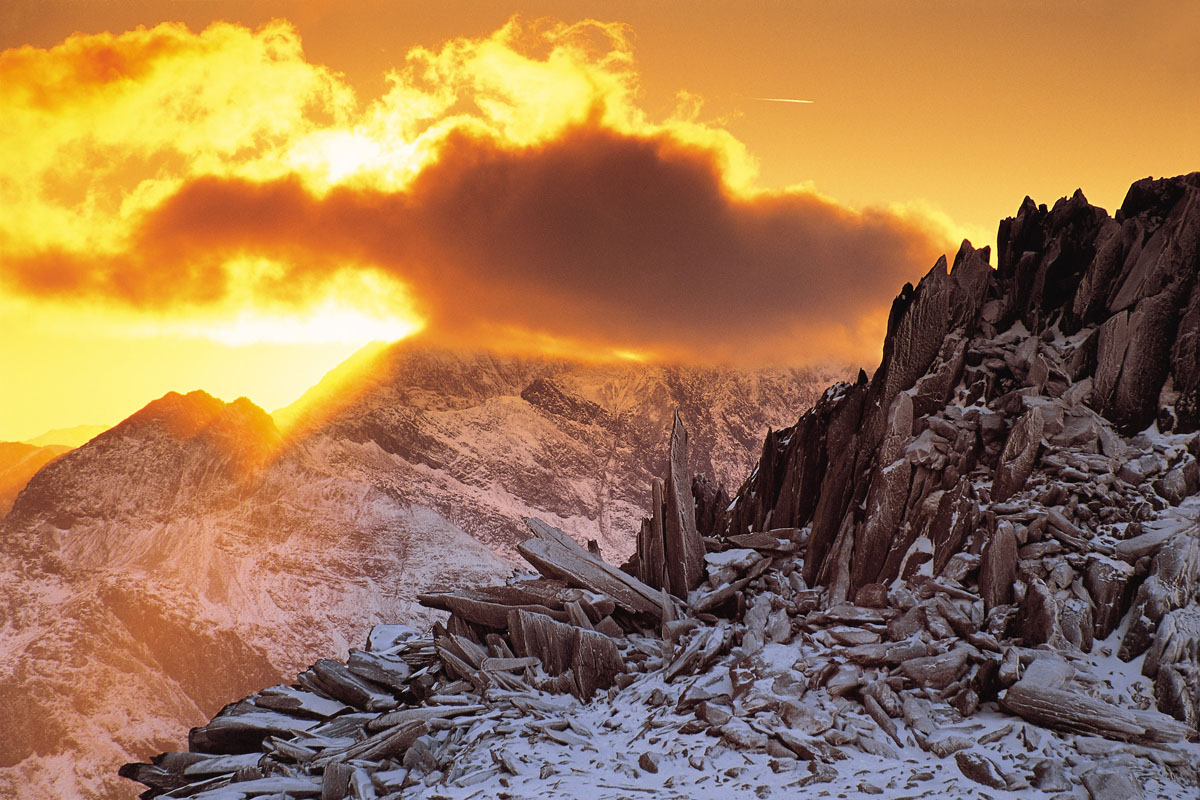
[0,16,955,365]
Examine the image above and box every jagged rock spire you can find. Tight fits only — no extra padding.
[725,171,1200,601]
[630,411,707,598]
[663,411,705,596]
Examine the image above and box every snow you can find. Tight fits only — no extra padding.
[704,548,759,569]
[390,640,1199,800]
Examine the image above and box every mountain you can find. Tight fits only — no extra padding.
[0,441,69,516]
[124,172,1200,800]
[0,347,839,798]
[0,424,107,516]
[276,343,844,560]
[23,424,110,448]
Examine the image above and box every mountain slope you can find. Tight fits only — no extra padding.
[0,349,837,798]
[0,441,69,516]
[23,424,109,448]
[284,344,842,559]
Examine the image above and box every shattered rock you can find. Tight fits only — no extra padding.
[993,407,1045,502]
[899,648,969,690]
[954,750,1008,789]
[1081,765,1144,800]
[1031,758,1071,792]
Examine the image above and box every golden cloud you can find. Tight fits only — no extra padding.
[0,17,955,364]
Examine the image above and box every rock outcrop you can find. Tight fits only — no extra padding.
[627,411,707,597]
[721,173,1200,727]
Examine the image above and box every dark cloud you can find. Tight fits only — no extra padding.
[5,125,951,363]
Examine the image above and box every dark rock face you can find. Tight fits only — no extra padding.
[726,172,1200,599]
[1119,531,1200,661]
[1085,556,1134,640]
[991,407,1044,503]
[519,377,609,426]
[722,172,1200,728]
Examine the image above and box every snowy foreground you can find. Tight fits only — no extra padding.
[395,628,1195,800]
[132,601,1199,800]
[123,491,1200,800]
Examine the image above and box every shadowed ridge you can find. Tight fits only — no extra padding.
[726,171,1200,602]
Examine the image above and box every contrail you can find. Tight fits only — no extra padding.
[754,97,814,104]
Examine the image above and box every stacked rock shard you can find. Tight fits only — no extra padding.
[124,173,1200,799]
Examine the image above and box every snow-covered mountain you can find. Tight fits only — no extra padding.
[123,172,1200,800]
[0,344,838,798]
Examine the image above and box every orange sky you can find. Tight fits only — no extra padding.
[1,1,1197,442]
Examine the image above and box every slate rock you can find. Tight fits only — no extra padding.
[993,407,1045,502]
[1119,531,1200,660]
[1153,467,1190,505]
[854,582,889,609]
[1099,291,1183,435]
[1081,766,1143,800]
[979,524,1019,611]
[954,751,1008,789]
[1031,758,1071,792]
[898,648,969,689]
[1019,577,1060,646]
[1085,556,1134,640]
[664,412,706,596]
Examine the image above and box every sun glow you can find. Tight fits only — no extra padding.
[0,13,961,441]
[0,16,762,352]
[133,265,427,346]
[168,303,421,346]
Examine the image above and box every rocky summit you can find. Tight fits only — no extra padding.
[124,173,1200,800]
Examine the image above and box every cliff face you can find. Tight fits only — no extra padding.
[728,173,1200,600]
[718,173,1200,738]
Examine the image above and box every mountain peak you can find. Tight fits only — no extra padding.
[22,424,108,448]
[8,390,280,527]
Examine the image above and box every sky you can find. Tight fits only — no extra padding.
[1,0,1197,442]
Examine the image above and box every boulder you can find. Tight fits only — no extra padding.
[1082,766,1143,800]
[898,648,969,689]
[992,407,1045,502]
[1119,530,1200,660]
[1144,605,1200,727]
[1084,556,1134,639]
[1019,578,1060,646]
[954,751,1007,790]
[979,524,1018,611]
[1031,759,1071,792]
